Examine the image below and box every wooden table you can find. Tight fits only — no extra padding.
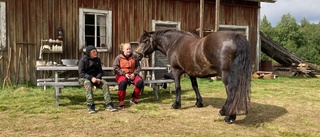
[36,66,170,106]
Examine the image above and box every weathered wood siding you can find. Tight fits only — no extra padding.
[0,0,259,84]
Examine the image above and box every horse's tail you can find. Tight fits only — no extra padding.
[225,34,252,115]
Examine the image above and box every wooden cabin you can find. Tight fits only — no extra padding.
[0,0,276,85]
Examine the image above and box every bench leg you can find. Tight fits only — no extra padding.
[54,71,60,106]
[54,87,60,106]
[152,84,159,100]
[54,86,64,106]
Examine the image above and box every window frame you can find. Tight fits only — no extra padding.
[150,20,181,80]
[219,25,249,40]
[0,2,6,51]
[79,8,112,52]
[152,20,181,32]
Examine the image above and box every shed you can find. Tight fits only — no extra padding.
[0,0,276,84]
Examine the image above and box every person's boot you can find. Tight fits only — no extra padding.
[87,104,96,114]
[118,101,125,109]
[106,102,117,112]
[130,98,139,105]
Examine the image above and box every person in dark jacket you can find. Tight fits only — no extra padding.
[113,43,144,109]
[78,45,116,114]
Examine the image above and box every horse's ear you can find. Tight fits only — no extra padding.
[143,30,148,34]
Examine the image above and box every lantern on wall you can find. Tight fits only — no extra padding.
[57,25,63,40]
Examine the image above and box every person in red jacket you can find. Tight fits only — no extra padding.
[113,43,144,109]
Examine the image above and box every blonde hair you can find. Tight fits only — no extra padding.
[119,43,131,51]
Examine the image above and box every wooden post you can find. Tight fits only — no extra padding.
[215,0,220,32]
[199,0,204,37]
[16,42,36,87]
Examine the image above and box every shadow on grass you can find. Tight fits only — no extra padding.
[58,92,138,110]
[58,94,86,106]
[54,88,287,125]
[201,97,288,126]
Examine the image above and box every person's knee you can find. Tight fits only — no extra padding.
[84,80,93,88]
[118,81,128,91]
[136,80,144,89]
[100,80,108,88]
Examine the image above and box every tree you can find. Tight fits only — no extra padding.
[300,18,310,28]
[260,15,273,37]
[274,13,303,51]
[260,13,320,65]
[260,15,275,61]
[298,18,320,64]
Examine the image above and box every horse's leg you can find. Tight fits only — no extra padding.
[189,76,203,107]
[219,71,237,124]
[171,69,183,109]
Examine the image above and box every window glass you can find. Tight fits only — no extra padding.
[79,8,112,52]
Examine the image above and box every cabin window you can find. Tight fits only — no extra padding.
[152,20,181,31]
[219,25,249,40]
[79,8,112,52]
[0,2,6,51]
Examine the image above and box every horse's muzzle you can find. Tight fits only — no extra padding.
[133,52,144,61]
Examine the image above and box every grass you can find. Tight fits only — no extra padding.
[0,77,320,137]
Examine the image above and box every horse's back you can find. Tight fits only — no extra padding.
[169,30,247,77]
[203,31,246,72]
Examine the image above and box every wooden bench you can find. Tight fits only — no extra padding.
[36,76,116,82]
[37,79,174,106]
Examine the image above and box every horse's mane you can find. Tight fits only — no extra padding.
[139,29,198,43]
[153,29,197,38]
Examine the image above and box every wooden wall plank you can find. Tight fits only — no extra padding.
[29,0,38,82]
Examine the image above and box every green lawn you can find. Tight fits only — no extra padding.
[0,77,319,136]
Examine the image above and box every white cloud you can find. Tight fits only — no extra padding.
[261,0,320,26]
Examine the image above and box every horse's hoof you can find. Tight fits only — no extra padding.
[195,102,204,108]
[224,117,234,124]
[172,103,181,109]
[224,115,236,124]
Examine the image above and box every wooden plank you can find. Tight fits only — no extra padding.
[36,66,167,71]
[37,81,80,86]
[37,76,115,82]
[144,79,174,84]
[37,79,173,87]
[15,0,24,83]
[29,0,37,82]
[74,0,79,59]
[93,0,99,9]
[64,0,71,59]
[6,0,15,83]
[215,0,220,31]
[60,0,67,60]
[199,0,204,37]
[47,0,53,38]
[129,0,134,41]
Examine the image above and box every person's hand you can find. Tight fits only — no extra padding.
[125,74,130,79]
[129,74,135,80]
[96,78,101,84]
[91,77,98,83]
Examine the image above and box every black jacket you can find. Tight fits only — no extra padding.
[78,55,103,81]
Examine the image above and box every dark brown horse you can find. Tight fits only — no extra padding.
[135,29,251,123]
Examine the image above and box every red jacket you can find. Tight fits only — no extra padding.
[113,54,141,75]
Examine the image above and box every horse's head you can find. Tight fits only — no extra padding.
[135,30,156,61]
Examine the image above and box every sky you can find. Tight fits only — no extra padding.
[260,0,320,26]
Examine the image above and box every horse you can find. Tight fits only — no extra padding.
[135,29,252,123]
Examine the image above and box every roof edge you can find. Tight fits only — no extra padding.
[244,0,277,3]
